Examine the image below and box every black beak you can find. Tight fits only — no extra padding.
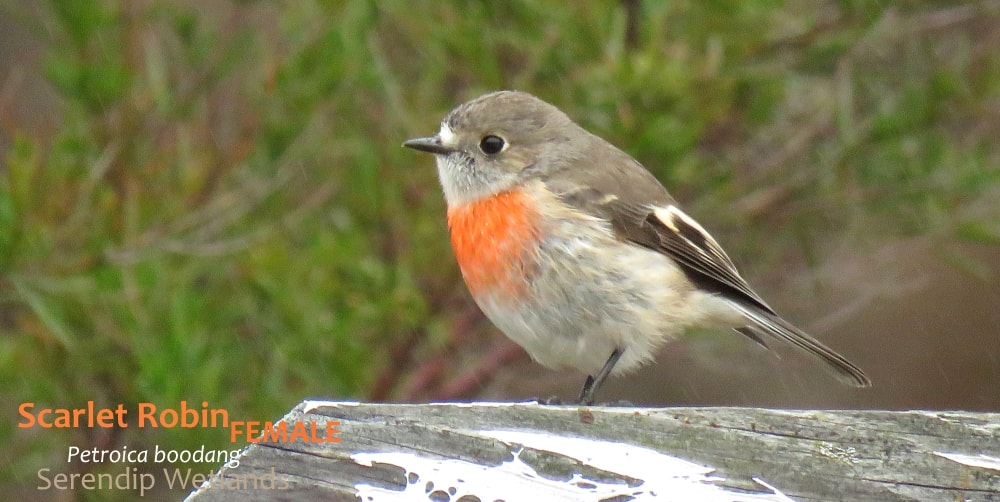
[402,136,455,155]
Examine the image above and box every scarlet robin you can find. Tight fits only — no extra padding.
[404,90,871,405]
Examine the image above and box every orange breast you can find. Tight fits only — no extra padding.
[447,188,542,302]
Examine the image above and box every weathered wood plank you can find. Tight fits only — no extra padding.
[185,401,1000,501]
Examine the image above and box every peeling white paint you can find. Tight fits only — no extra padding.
[304,400,543,414]
[353,430,795,501]
[427,401,543,408]
[302,400,360,413]
[934,452,1000,471]
[751,477,796,502]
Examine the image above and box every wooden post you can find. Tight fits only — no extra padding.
[186,401,1000,501]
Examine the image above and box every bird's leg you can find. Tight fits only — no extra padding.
[578,348,624,405]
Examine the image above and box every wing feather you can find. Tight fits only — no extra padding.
[555,185,871,388]
[557,184,772,313]
[646,205,773,313]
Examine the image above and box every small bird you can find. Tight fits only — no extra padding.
[404,91,871,405]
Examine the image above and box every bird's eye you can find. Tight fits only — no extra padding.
[479,135,506,155]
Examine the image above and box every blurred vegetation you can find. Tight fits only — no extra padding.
[1,0,998,499]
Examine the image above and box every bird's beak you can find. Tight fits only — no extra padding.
[402,136,455,155]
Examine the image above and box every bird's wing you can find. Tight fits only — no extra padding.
[554,181,872,388]
[554,182,774,314]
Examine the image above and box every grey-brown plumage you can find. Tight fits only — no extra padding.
[548,126,871,388]
[405,90,871,404]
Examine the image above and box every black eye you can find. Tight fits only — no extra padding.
[479,135,505,155]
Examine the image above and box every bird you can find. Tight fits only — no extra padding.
[403,90,871,405]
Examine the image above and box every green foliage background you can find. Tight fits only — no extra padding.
[1,0,998,499]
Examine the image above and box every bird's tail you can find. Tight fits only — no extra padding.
[732,304,871,388]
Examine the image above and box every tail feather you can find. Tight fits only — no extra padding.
[732,304,871,388]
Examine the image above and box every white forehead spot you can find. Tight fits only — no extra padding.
[438,122,457,147]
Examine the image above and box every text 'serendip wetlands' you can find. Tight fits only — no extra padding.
[20,400,340,496]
